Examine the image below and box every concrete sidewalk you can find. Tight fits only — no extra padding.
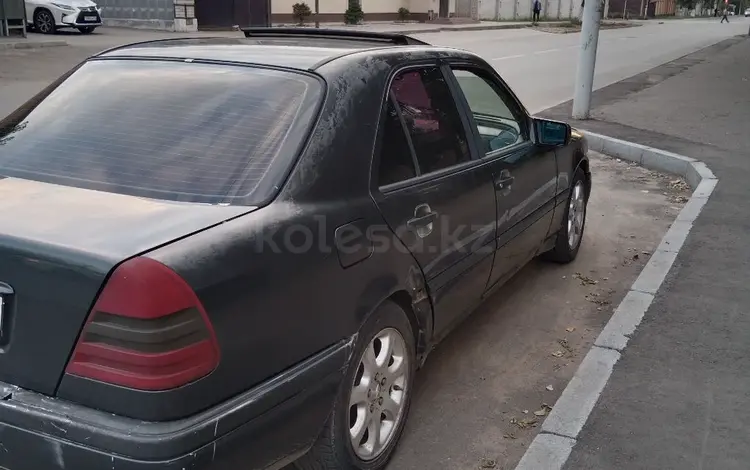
[0,35,66,49]
[270,19,585,34]
[538,35,750,470]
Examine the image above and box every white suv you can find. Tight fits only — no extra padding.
[25,0,102,34]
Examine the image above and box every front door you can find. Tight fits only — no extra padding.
[439,0,450,17]
[446,64,558,290]
[195,0,234,29]
[195,0,270,29]
[373,65,497,337]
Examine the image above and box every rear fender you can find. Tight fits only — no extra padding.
[354,258,433,367]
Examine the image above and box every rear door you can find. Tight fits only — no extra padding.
[444,63,558,290]
[372,64,497,337]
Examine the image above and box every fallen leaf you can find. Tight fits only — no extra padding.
[534,409,547,416]
[546,385,554,391]
[522,410,529,414]
[573,272,598,286]
[503,432,517,439]
[585,294,610,306]
[552,350,565,358]
[479,457,498,468]
[514,417,538,429]
[558,339,573,354]
[566,326,576,332]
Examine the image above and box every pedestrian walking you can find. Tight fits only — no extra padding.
[532,0,542,23]
[720,7,729,22]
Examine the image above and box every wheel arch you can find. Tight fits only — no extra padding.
[32,6,57,30]
[387,290,428,358]
[357,278,433,368]
[574,152,591,199]
[33,6,54,19]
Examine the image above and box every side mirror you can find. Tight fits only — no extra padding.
[534,118,571,147]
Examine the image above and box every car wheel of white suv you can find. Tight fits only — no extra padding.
[33,9,56,34]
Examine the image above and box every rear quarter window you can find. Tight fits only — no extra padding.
[0,59,322,206]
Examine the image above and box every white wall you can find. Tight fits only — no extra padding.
[272,0,348,14]
[407,0,456,14]
[477,0,581,19]
[362,0,409,12]
[273,0,441,14]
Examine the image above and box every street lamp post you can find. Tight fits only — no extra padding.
[571,0,603,119]
[315,0,320,27]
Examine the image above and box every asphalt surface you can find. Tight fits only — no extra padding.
[415,17,749,113]
[542,35,750,470]
[1,18,749,118]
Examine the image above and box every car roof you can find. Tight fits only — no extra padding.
[95,29,459,72]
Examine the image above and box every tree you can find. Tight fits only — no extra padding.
[676,0,698,9]
[292,2,312,25]
[345,0,364,24]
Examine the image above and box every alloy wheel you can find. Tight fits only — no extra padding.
[567,180,586,249]
[348,327,409,461]
[35,11,54,34]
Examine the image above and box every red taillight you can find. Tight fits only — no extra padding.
[66,257,220,391]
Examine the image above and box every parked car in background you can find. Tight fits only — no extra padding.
[24,0,101,34]
[0,29,591,470]
[744,6,750,16]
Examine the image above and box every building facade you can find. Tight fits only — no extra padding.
[477,0,582,20]
[271,0,456,23]
[96,0,583,32]
[98,0,198,31]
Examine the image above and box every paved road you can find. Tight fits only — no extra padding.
[542,35,750,470]
[1,18,747,118]
[415,18,749,113]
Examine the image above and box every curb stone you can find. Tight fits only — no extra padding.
[514,130,719,470]
[392,20,626,35]
[0,40,68,50]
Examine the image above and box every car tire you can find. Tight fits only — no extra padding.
[542,167,588,264]
[78,26,96,34]
[33,9,56,35]
[295,301,416,470]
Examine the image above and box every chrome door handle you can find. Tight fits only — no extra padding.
[407,211,438,227]
[407,203,438,238]
[495,176,515,190]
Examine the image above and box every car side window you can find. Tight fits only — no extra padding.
[390,67,472,175]
[377,97,418,187]
[451,68,528,155]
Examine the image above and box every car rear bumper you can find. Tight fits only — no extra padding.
[0,338,353,470]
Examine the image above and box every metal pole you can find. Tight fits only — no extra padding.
[571,0,602,119]
[315,0,320,27]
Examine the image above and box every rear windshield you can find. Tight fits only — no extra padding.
[0,59,321,206]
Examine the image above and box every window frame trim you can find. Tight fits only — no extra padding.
[442,59,535,161]
[372,61,486,195]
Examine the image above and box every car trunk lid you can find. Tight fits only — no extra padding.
[0,177,252,395]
